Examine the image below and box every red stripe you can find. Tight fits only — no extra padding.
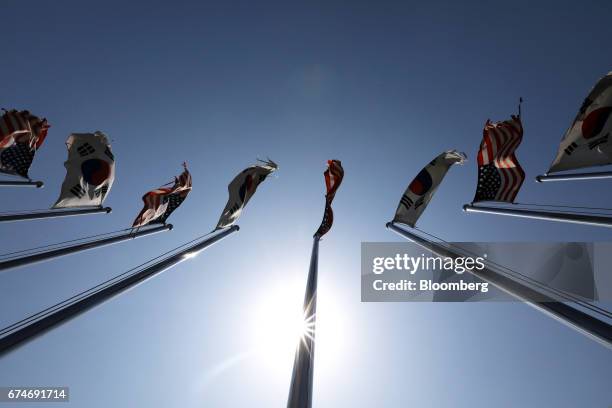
[493,129,510,200]
[477,128,489,166]
[500,126,518,200]
[497,125,517,199]
[499,118,524,201]
[485,124,494,164]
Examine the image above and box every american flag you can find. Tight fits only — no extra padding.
[0,110,49,178]
[315,160,344,237]
[473,115,525,203]
[315,198,334,237]
[133,164,192,227]
[324,159,344,200]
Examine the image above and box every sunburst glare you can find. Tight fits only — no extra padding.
[248,279,346,377]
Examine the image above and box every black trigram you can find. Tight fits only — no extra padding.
[414,197,425,209]
[70,184,86,198]
[400,195,413,209]
[77,143,95,157]
[579,97,593,115]
[228,203,241,216]
[588,133,609,150]
[104,146,114,161]
[94,185,109,199]
[564,142,578,156]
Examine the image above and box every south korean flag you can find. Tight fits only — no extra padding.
[393,150,466,228]
[53,132,115,208]
[549,72,612,173]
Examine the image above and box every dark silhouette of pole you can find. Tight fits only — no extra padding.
[0,180,44,188]
[463,204,612,228]
[0,225,239,356]
[287,235,319,408]
[386,222,612,349]
[536,171,612,182]
[0,207,111,223]
[0,224,172,272]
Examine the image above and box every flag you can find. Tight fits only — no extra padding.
[216,159,278,229]
[548,72,612,173]
[133,164,192,227]
[0,109,49,178]
[473,115,525,203]
[393,150,466,227]
[315,159,344,237]
[52,132,115,208]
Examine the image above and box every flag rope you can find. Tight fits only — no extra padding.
[413,226,612,320]
[0,208,59,215]
[0,227,136,261]
[512,202,612,212]
[0,228,221,337]
[473,201,612,217]
[509,206,612,217]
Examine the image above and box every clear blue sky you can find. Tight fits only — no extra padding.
[1,1,611,407]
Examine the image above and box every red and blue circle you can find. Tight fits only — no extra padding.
[408,169,433,196]
[81,159,111,186]
[582,107,612,139]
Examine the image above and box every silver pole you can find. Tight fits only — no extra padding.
[0,225,239,356]
[0,224,172,272]
[536,171,612,182]
[386,222,612,349]
[287,235,320,408]
[0,180,44,188]
[0,207,111,223]
[463,204,612,228]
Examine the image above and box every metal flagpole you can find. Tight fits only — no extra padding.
[463,204,612,228]
[0,180,44,188]
[0,224,172,272]
[287,235,320,408]
[536,171,612,182]
[0,225,239,356]
[386,222,612,349]
[0,206,111,223]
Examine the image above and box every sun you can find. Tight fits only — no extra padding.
[249,280,307,372]
[248,278,345,377]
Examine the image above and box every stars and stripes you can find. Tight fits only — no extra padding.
[315,160,344,237]
[132,164,192,227]
[0,109,49,178]
[473,115,525,203]
[316,199,334,237]
[1,143,36,178]
[324,159,343,200]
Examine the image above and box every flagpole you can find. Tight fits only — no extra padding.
[287,235,320,408]
[536,171,612,182]
[0,225,239,356]
[386,222,612,349]
[0,224,172,272]
[0,207,111,223]
[463,203,612,228]
[0,180,44,188]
